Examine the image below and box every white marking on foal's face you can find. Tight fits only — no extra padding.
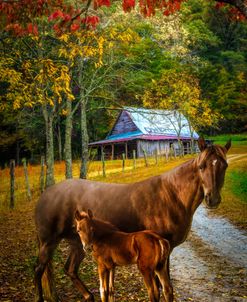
[212,159,217,166]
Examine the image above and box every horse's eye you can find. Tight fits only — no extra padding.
[199,165,204,170]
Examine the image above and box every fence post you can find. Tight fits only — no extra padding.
[133,150,136,170]
[10,159,15,209]
[40,156,45,193]
[101,151,106,178]
[122,153,125,172]
[22,158,32,201]
[155,149,158,165]
[143,149,148,167]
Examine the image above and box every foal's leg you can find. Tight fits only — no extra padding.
[64,236,94,302]
[109,268,115,302]
[139,266,159,302]
[98,264,110,302]
[35,240,58,302]
[155,260,173,302]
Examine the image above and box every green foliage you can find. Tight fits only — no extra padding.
[228,170,247,203]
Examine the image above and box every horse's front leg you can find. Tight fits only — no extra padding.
[98,264,110,302]
[109,268,115,302]
[64,237,94,302]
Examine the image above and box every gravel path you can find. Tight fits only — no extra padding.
[171,205,247,302]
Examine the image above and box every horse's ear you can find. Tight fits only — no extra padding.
[224,139,231,153]
[75,210,81,221]
[198,137,207,152]
[88,209,93,219]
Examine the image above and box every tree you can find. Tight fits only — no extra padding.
[143,69,221,145]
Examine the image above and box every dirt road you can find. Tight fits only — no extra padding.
[170,154,247,302]
[171,205,247,302]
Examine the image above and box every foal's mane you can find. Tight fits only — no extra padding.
[91,217,119,239]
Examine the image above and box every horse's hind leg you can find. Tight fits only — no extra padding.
[139,266,159,302]
[64,237,94,302]
[155,259,173,302]
[35,240,58,302]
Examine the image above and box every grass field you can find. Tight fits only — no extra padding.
[0,134,246,226]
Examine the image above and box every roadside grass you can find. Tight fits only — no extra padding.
[206,133,247,154]
[215,156,247,228]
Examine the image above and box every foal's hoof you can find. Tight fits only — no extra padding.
[85,293,94,302]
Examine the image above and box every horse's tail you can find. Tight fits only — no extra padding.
[36,235,58,302]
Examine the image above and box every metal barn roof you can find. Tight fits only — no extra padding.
[89,107,199,146]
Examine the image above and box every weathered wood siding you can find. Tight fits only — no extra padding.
[110,111,138,136]
[137,140,179,157]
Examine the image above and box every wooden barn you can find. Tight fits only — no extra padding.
[89,107,199,160]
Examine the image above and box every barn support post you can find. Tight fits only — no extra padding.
[22,158,32,201]
[10,159,15,209]
[133,150,136,169]
[125,143,128,159]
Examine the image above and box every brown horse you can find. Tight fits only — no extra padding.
[75,209,173,302]
[34,138,231,301]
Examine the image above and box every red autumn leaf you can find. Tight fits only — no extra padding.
[81,16,100,29]
[70,23,80,32]
[27,23,33,34]
[48,10,64,21]
[94,0,111,9]
[122,0,135,12]
[63,14,71,22]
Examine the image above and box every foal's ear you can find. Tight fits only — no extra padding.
[198,137,207,152]
[224,139,231,153]
[87,209,93,219]
[75,210,81,221]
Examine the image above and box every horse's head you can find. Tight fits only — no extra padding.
[75,209,94,248]
[197,137,231,209]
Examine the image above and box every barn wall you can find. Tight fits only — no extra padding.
[110,111,139,136]
[137,140,172,157]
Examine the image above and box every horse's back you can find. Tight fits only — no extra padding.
[35,179,135,241]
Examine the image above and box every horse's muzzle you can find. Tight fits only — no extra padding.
[205,193,221,209]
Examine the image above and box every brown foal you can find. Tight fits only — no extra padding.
[75,209,173,302]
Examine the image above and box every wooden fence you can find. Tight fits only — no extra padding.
[1,147,198,209]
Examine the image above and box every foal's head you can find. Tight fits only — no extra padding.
[75,209,94,248]
[197,137,231,209]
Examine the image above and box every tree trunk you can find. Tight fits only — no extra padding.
[57,118,62,162]
[64,99,73,179]
[45,113,55,187]
[10,159,15,209]
[80,99,89,179]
